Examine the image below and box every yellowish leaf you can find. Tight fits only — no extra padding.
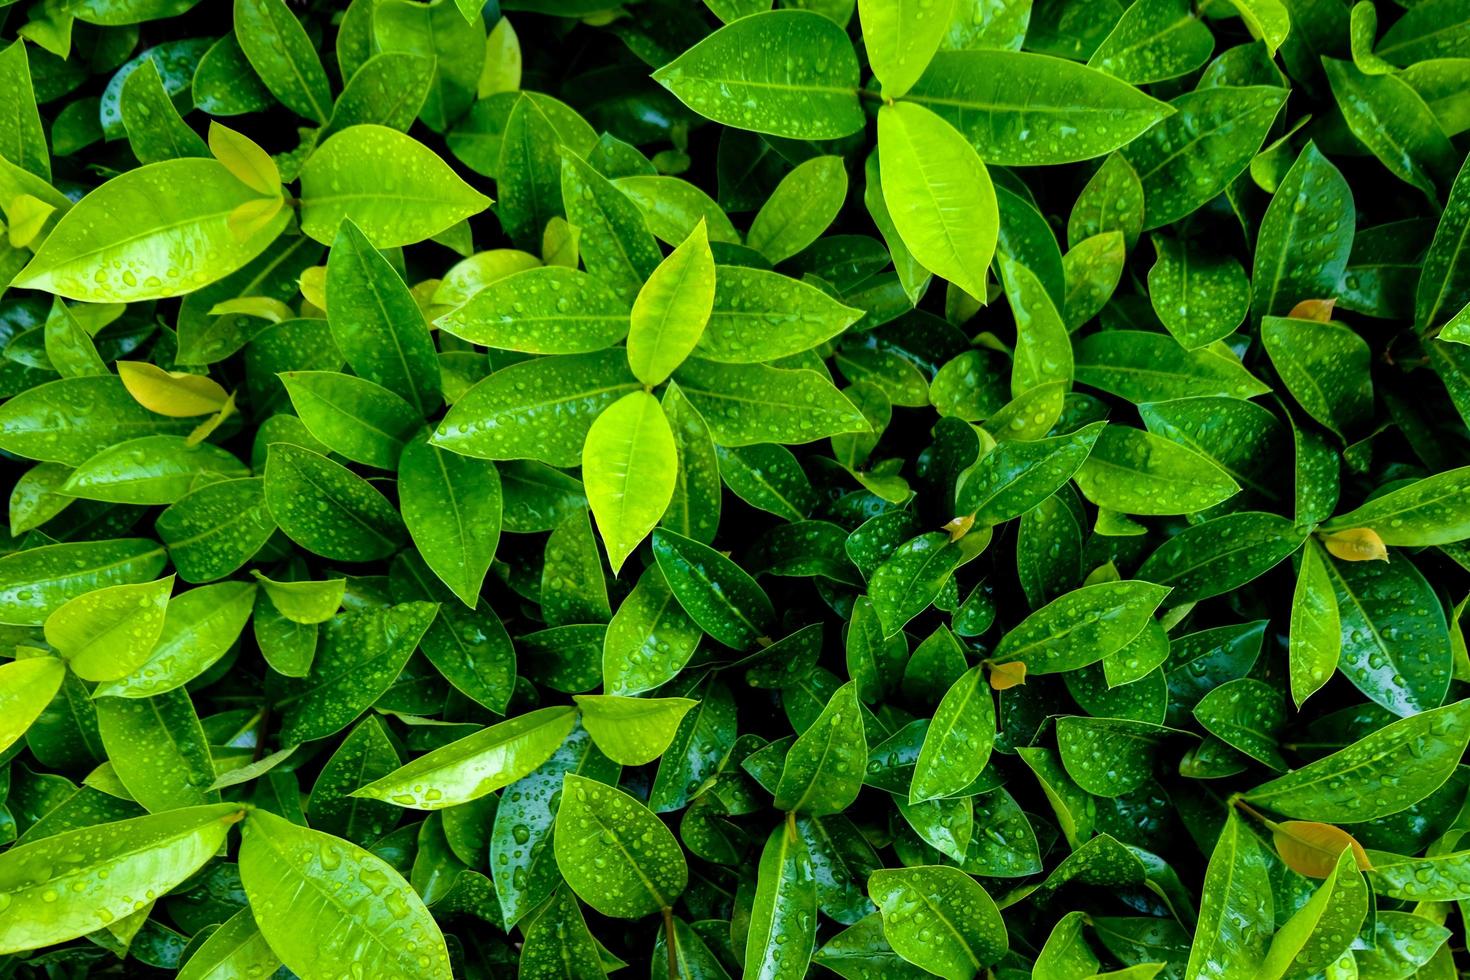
[228,196,285,242]
[299,266,328,312]
[410,279,439,317]
[209,122,282,198]
[989,661,1027,690]
[943,514,974,541]
[1271,820,1372,878]
[118,361,230,417]
[186,391,238,446]
[71,303,126,334]
[542,216,580,268]
[1320,527,1389,562]
[8,194,56,248]
[208,296,293,323]
[479,16,523,97]
[1287,298,1336,322]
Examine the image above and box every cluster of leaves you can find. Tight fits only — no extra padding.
[4,0,1470,975]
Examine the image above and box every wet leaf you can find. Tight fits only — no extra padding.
[0,804,242,954]
[868,865,1007,978]
[239,808,451,979]
[554,773,688,918]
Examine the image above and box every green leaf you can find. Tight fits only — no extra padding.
[910,665,994,804]
[541,508,610,627]
[1252,142,1355,319]
[519,888,607,979]
[652,528,776,652]
[1122,85,1286,228]
[1087,0,1214,84]
[869,532,981,638]
[239,808,451,979]
[175,907,280,980]
[904,50,1173,166]
[1146,236,1251,349]
[1320,466,1470,546]
[398,432,501,608]
[1185,810,1272,978]
[958,422,1102,526]
[868,865,1007,978]
[1324,57,1456,200]
[97,689,218,811]
[877,101,997,302]
[0,656,66,756]
[322,52,433,137]
[1000,255,1072,398]
[1244,698,1470,821]
[45,577,171,683]
[435,350,641,467]
[696,267,863,364]
[1056,715,1169,797]
[992,579,1170,674]
[306,717,402,845]
[1262,316,1372,441]
[1259,845,1366,979]
[0,538,167,627]
[121,60,207,164]
[749,156,848,265]
[280,371,420,469]
[491,94,567,249]
[815,913,929,980]
[276,602,438,744]
[847,597,908,703]
[1136,397,1286,505]
[627,221,716,386]
[775,681,867,815]
[436,266,631,354]
[862,0,954,96]
[0,376,193,466]
[745,823,819,978]
[1073,424,1240,515]
[1069,153,1145,250]
[675,358,869,447]
[0,804,242,955]
[1136,511,1307,603]
[299,125,491,247]
[559,150,662,305]
[13,158,288,302]
[602,564,702,696]
[264,443,406,561]
[233,0,332,123]
[156,478,276,583]
[325,218,443,415]
[1289,540,1341,708]
[1415,156,1470,332]
[554,773,688,917]
[0,39,47,179]
[649,678,737,813]
[652,11,865,140]
[372,0,484,133]
[583,390,678,574]
[575,694,698,765]
[1074,330,1268,403]
[58,435,247,506]
[43,300,106,380]
[94,581,256,698]
[1320,551,1452,716]
[353,706,577,808]
[1192,677,1286,769]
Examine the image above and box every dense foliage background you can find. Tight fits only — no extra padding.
[1,0,1470,975]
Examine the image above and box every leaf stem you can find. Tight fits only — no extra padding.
[1231,797,1280,831]
[662,906,679,980]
